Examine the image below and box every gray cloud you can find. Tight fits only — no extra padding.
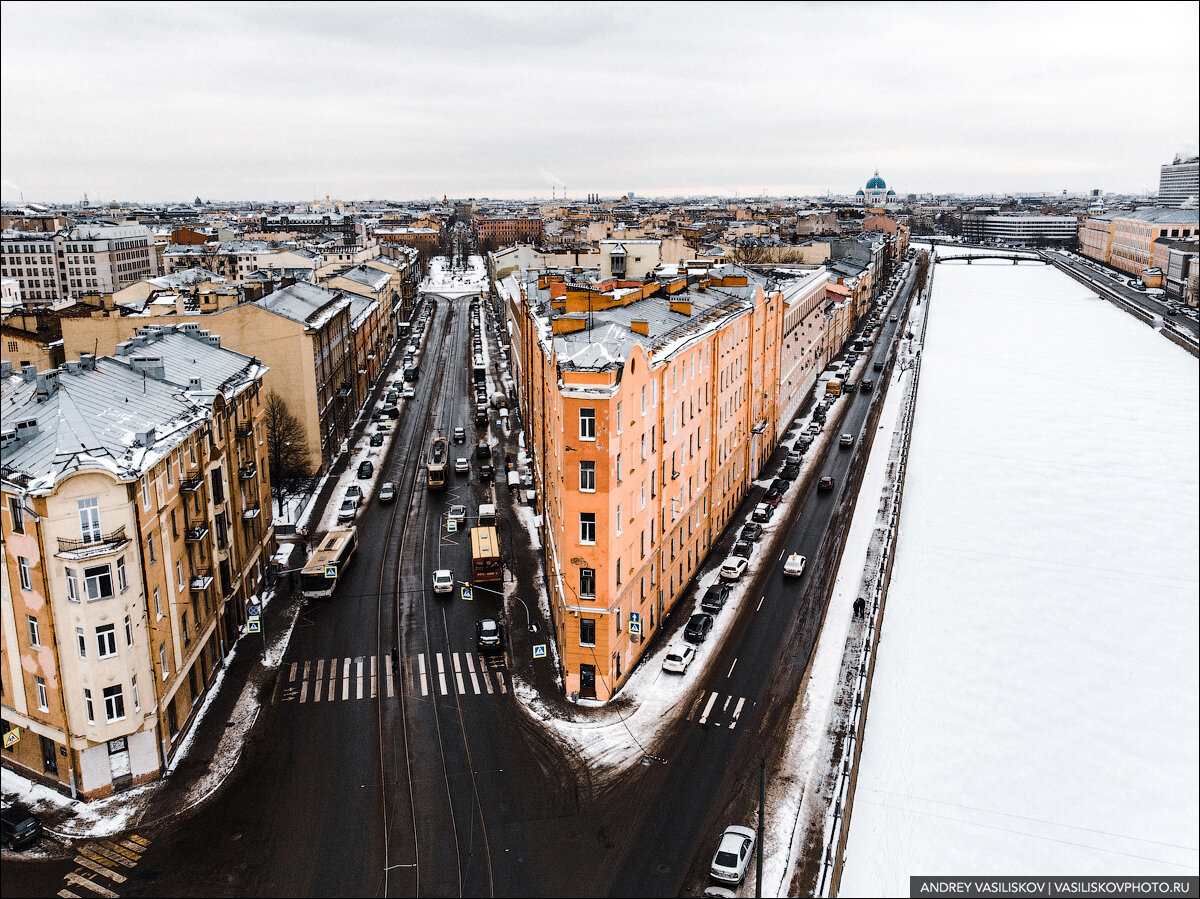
[2,1,1196,202]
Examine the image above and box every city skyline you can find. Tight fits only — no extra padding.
[1,1,1198,203]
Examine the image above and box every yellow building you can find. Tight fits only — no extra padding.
[502,262,828,700]
[1079,208,1198,274]
[1,327,272,798]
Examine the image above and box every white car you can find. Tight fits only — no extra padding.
[455,457,469,474]
[710,824,756,884]
[783,553,807,577]
[661,643,696,674]
[448,504,466,525]
[432,569,454,594]
[402,386,415,399]
[719,557,749,581]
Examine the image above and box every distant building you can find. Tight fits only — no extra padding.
[960,210,1079,246]
[1153,238,1198,306]
[1158,155,1199,208]
[1079,208,1199,275]
[476,215,543,249]
[1,224,158,305]
[853,170,901,209]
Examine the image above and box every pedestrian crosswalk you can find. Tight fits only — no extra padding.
[57,834,150,898]
[690,690,752,730]
[278,651,509,704]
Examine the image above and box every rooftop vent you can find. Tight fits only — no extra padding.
[34,370,59,399]
[188,376,202,390]
[134,427,157,447]
[130,356,166,379]
[21,364,37,382]
[80,353,96,371]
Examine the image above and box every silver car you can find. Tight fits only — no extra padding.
[710,824,756,884]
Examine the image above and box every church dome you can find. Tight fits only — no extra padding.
[855,189,866,196]
[865,170,886,190]
[886,189,896,195]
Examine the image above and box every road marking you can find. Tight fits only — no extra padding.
[74,855,126,883]
[342,657,351,701]
[64,874,117,898]
[698,691,718,725]
[452,652,466,694]
[370,655,378,699]
[314,658,324,702]
[56,890,81,898]
[727,658,737,678]
[83,843,136,868]
[722,695,733,713]
[478,655,494,693]
[730,697,746,730]
[117,837,145,855]
[299,660,310,703]
[418,653,428,696]
[436,653,448,694]
[328,658,337,701]
[386,657,395,698]
[687,693,706,720]
[465,652,481,694]
[356,656,364,700]
[779,550,785,561]
[757,595,765,611]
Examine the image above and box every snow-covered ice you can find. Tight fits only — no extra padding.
[839,259,1200,893]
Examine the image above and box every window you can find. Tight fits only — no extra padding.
[615,608,622,633]
[27,615,40,647]
[579,513,596,545]
[125,615,134,647]
[153,588,163,619]
[579,407,596,440]
[580,618,596,646]
[616,453,623,484]
[159,644,169,679]
[616,402,623,433]
[182,611,190,645]
[146,533,157,564]
[78,498,101,543]
[131,674,140,712]
[579,461,596,492]
[579,567,596,598]
[36,676,48,711]
[66,567,80,602]
[18,556,32,591]
[117,556,128,592]
[102,684,125,722]
[84,688,94,724]
[83,565,113,601]
[641,433,647,461]
[8,496,23,534]
[641,385,647,414]
[97,624,117,659]
[616,559,622,588]
[140,476,150,509]
[176,561,184,589]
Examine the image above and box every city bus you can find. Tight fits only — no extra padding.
[469,525,502,584]
[299,527,358,600]
[427,435,448,488]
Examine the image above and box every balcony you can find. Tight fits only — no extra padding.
[56,525,129,558]
[185,526,209,543]
[189,570,214,591]
[181,474,204,492]
[242,505,260,520]
[239,463,257,480]
[235,422,253,439]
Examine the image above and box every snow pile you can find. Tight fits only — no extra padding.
[839,260,1200,892]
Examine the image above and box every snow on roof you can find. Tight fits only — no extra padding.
[254,281,350,329]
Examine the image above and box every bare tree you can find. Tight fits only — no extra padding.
[727,242,771,265]
[263,391,311,516]
[913,250,932,296]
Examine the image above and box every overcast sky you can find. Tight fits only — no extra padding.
[2,1,1197,204]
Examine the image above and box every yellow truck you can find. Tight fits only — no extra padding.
[825,379,843,397]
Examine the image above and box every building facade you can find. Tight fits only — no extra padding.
[1,224,158,306]
[1079,208,1199,274]
[1158,155,1199,208]
[961,210,1079,246]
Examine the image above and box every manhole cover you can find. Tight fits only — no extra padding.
[657,863,671,874]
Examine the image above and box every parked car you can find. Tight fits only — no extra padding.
[479,463,494,481]
[337,498,358,524]
[1,804,42,850]
[785,450,803,466]
[378,482,396,503]
[381,404,400,418]
[455,457,469,474]
[783,553,807,577]
[402,386,415,399]
[710,824,756,884]
[662,643,697,674]
[719,557,749,581]
[475,410,489,428]
[345,485,363,504]
[839,433,854,448]
[432,569,454,594]
[453,427,466,443]
[739,523,763,542]
[752,503,773,523]
[818,476,835,491]
[369,431,385,447]
[731,540,754,559]
[771,477,790,493]
[477,618,504,655]
[475,442,492,461]
[385,390,399,403]
[763,487,783,506]
[683,613,715,643]
[701,584,731,613]
[357,460,373,479]
[781,463,801,480]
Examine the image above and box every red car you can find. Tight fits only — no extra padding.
[818,476,835,491]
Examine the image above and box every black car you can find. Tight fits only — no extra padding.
[357,460,374,479]
[369,432,384,447]
[739,523,763,542]
[476,618,504,656]
[818,475,835,491]
[1,804,42,850]
[701,585,731,613]
[797,436,813,449]
[683,613,714,644]
[479,463,494,481]
[771,477,790,493]
[873,360,884,371]
[782,463,801,480]
[404,366,420,382]
[475,410,489,428]
[861,379,874,391]
[731,540,753,559]
[763,487,783,506]
[475,442,492,461]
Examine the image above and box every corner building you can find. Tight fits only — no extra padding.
[503,262,826,700]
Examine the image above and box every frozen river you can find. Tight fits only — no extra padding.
[838,258,1200,894]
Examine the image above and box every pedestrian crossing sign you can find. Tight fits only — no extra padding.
[448,519,457,533]
[532,644,547,659]
[461,585,473,601]
[629,621,642,636]
[3,727,20,748]
[324,564,338,579]
[247,620,261,634]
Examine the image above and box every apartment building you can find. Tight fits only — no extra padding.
[1079,208,1198,275]
[1,224,158,305]
[502,262,829,700]
[1158,155,1199,208]
[1,326,273,798]
[161,241,322,281]
[476,215,544,249]
[60,282,356,471]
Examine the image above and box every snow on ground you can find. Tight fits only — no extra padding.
[839,260,1200,893]
[421,255,488,298]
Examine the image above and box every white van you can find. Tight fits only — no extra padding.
[478,503,497,526]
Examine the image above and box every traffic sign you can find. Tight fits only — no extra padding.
[630,612,641,622]
[3,727,20,748]
[324,564,338,579]
[532,644,547,659]
[461,585,473,601]
[448,519,458,533]
[246,602,261,618]
[629,621,642,635]
[247,620,262,634]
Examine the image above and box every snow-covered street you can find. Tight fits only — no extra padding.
[839,258,1200,893]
